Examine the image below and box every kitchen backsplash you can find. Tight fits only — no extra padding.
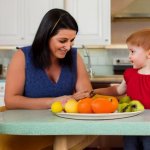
[0,50,14,63]
[79,48,129,75]
[0,48,129,77]
[0,49,15,78]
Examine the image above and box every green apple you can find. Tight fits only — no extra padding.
[117,103,131,112]
[119,95,131,104]
[64,99,78,113]
[129,100,144,112]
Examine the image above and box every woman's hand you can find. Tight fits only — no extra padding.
[52,95,73,106]
[50,90,95,108]
[72,91,91,100]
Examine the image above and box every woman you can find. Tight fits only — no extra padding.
[1,8,97,150]
[5,9,91,109]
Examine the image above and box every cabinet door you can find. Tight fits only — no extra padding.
[0,0,64,46]
[23,0,64,45]
[65,0,111,46]
[0,0,23,45]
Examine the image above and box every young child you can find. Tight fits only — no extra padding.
[93,29,150,150]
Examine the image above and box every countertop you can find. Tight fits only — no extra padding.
[0,75,123,83]
[77,44,128,49]
[0,109,150,136]
[1,109,149,150]
[90,75,123,83]
[0,44,128,50]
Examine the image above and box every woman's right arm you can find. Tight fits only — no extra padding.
[4,50,70,110]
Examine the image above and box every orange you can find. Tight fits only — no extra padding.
[92,94,119,113]
[91,98,113,113]
[107,97,119,112]
[77,98,93,113]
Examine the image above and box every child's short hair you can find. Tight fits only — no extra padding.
[126,29,150,51]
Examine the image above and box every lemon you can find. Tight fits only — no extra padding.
[64,99,78,113]
[51,101,63,113]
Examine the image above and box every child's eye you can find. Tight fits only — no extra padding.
[128,48,135,54]
[131,50,135,53]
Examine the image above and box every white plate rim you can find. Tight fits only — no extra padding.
[54,110,144,120]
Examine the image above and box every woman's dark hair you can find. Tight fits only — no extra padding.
[31,8,78,68]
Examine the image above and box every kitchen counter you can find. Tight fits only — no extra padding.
[90,75,123,83]
[77,44,128,49]
[0,75,124,84]
[0,109,149,150]
[1,109,149,136]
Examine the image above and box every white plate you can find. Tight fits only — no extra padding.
[55,110,144,120]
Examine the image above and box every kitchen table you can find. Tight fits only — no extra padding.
[0,110,150,149]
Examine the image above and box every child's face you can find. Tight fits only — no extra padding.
[127,44,149,69]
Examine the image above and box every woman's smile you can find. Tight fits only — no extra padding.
[58,48,68,56]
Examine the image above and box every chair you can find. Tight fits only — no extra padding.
[0,106,7,112]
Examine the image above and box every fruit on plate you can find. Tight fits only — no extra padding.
[51,101,63,113]
[64,99,78,113]
[119,95,131,104]
[92,94,115,100]
[129,100,144,112]
[78,98,93,113]
[91,97,119,113]
[92,94,102,100]
[118,100,144,112]
[91,98,113,113]
[92,94,119,113]
[118,103,131,113]
[107,96,119,112]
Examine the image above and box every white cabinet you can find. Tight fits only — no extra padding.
[24,0,64,45]
[65,0,111,46]
[0,0,111,46]
[0,0,64,46]
[0,0,23,46]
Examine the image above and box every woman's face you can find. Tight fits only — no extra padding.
[49,29,76,59]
